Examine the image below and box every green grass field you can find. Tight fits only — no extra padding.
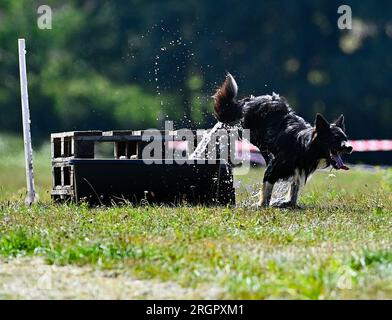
[0,134,391,299]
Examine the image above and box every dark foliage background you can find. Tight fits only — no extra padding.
[0,0,391,164]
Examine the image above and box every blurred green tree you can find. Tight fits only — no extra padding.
[0,0,391,163]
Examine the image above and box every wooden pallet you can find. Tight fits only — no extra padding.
[51,130,236,205]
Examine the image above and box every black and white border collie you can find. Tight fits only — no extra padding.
[213,73,353,208]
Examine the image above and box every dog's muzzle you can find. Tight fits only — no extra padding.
[330,141,353,171]
[340,141,353,154]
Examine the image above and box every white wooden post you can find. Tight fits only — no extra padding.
[18,38,37,205]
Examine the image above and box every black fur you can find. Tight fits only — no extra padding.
[214,74,353,187]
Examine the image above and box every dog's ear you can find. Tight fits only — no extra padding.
[334,114,345,132]
[315,113,330,132]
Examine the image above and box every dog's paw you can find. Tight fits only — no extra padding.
[271,200,295,209]
[252,201,269,210]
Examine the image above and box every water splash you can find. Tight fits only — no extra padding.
[270,178,292,206]
[152,54,163,106]
[125,23,239,133]
[126,23,210,118]
[189,122,223,160]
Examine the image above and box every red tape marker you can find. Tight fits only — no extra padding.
[349,140,392,152]
[170,140,392,154]
[236,140,392,153]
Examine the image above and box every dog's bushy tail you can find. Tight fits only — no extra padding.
[213,73,242,123]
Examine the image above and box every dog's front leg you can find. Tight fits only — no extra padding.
[288,180,300,207]
[258,181,274,208]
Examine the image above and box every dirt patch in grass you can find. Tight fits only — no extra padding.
[0,257,223,299]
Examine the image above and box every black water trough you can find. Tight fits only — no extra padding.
[69,159,235,205]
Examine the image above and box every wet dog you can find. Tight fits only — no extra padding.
[213,73,352,208]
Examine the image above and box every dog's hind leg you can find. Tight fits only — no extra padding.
[258,159,277,208]
[258,160,275,208]
[258,182,274,208]
[260,157,295,208]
